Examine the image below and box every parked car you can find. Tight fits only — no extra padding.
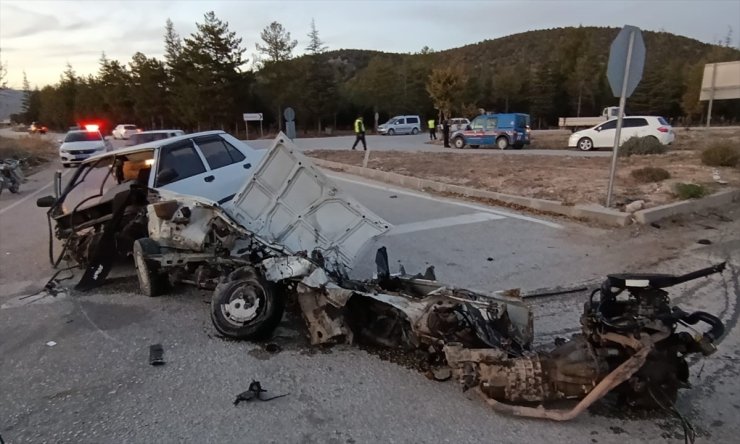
[112,124,141,140]
[58,128,112,167]
[377,115,421,135]
[450,113,531,149]
[568,116,675,151]
[438,118,470,132]
[126,129,185,146]
[28,122,48,134]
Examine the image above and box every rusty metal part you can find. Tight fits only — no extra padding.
[297,288,353,345]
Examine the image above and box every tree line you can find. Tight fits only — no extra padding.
[12,16,740,134]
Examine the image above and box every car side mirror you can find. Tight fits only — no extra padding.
[156,168,178,185]
[37,195,56,208]
[595,127,601,132]
[57,139,63,144]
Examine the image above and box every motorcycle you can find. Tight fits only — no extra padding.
[0,159,26,196]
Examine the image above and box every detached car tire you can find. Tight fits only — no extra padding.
[133,238,168,297]
[210,270,284,339]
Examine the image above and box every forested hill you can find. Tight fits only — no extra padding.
[321,26,740,126]
[16,20,740,132]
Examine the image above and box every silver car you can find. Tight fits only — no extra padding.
[377,115,421,135]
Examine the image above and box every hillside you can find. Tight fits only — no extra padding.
[0,89,23,122]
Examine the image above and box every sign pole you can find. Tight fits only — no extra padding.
[706,63,717,127]
[245,122,249,140]
[605,30,635,208]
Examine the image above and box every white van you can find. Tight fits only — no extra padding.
[377,115,421,135]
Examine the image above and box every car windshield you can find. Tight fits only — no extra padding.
[64,131,102,142]
[60,150,155,214]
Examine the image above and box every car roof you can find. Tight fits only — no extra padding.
[65,129,103,136]
[83,130,226,164]
[135,129,184,135]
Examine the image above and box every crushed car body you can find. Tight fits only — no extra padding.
[39,133,726,422]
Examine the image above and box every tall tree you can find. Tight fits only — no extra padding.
[98,53,133,123]
[426,66,468,118]
[21,72,31,117]
[256,21,297,64]
[0,48,7,89]
[129,52,169,128]
[178,11,247,129]
[303,19,337,132]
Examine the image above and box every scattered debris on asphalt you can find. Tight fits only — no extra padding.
[697,239,712,245]
[389,195,398,199]
[45,341,57,347]
[149,344,165,366]
[233,380,289,405]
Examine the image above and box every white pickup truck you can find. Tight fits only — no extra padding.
[559,107,622,131]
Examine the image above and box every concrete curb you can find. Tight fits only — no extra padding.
[310,158,739,227]
[633,189,740,224]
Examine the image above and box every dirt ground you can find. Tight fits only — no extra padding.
[306,149,740,208]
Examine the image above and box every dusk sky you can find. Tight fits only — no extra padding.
[1,0,739,89]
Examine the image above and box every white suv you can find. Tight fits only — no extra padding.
[569,116,675,151]
[112,124,141,140]
[377,115,421,135]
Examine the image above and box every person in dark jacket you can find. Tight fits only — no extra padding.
[442,119,451,148]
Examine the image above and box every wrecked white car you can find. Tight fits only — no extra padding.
[39,133,726,423]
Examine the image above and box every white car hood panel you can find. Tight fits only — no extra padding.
[223,133,391,267]
[61,141,104,151]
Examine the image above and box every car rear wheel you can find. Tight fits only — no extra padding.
[133,238,168,297]
[496,136,509,150]
[210,267,284,339]
[411,127,419,135]
[577,137,594,151]
[452,136,465,149]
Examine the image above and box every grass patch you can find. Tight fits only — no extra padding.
[674,183,708,199]
[701,142,740,167]
[0,135,57,171]
[619,136,668,156]
[630,166,671,183]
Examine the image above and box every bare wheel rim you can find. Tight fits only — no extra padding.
[220,280,266,326]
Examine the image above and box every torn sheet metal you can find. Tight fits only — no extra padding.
[224,135,391,267]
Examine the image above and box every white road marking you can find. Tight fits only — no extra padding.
[385,212,505,236]
[0,170,70,216]
[326,173,563,229]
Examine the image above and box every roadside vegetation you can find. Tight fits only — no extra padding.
[10,16,739,135]
[0,135,57,172]
[618,136,668,156]
[630,166,671,183]
[701,142,740,167]
[674,183,709,199]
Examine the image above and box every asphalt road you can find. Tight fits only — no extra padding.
[1,160,739,443]
[0,127,609,157]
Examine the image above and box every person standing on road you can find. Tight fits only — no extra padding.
[352,115,367,150]
[442,119,450,147]
[428,118,437,140]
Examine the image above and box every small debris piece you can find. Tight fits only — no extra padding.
[650,222,661,229]
[233,380,289,405]
[431,367,452,381]
[149,344,165,366]
[697,239,712,245]
[46,341,57,347]
[264,343,282,353]
[389,195,398,199]
[487,257,494,262]
[624,200,645,213]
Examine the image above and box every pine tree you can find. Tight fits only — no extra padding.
[256,22,297,64]
[303,19,337,132]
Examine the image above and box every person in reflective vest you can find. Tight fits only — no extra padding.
[428,118,437,140]
[352,116,367,150]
